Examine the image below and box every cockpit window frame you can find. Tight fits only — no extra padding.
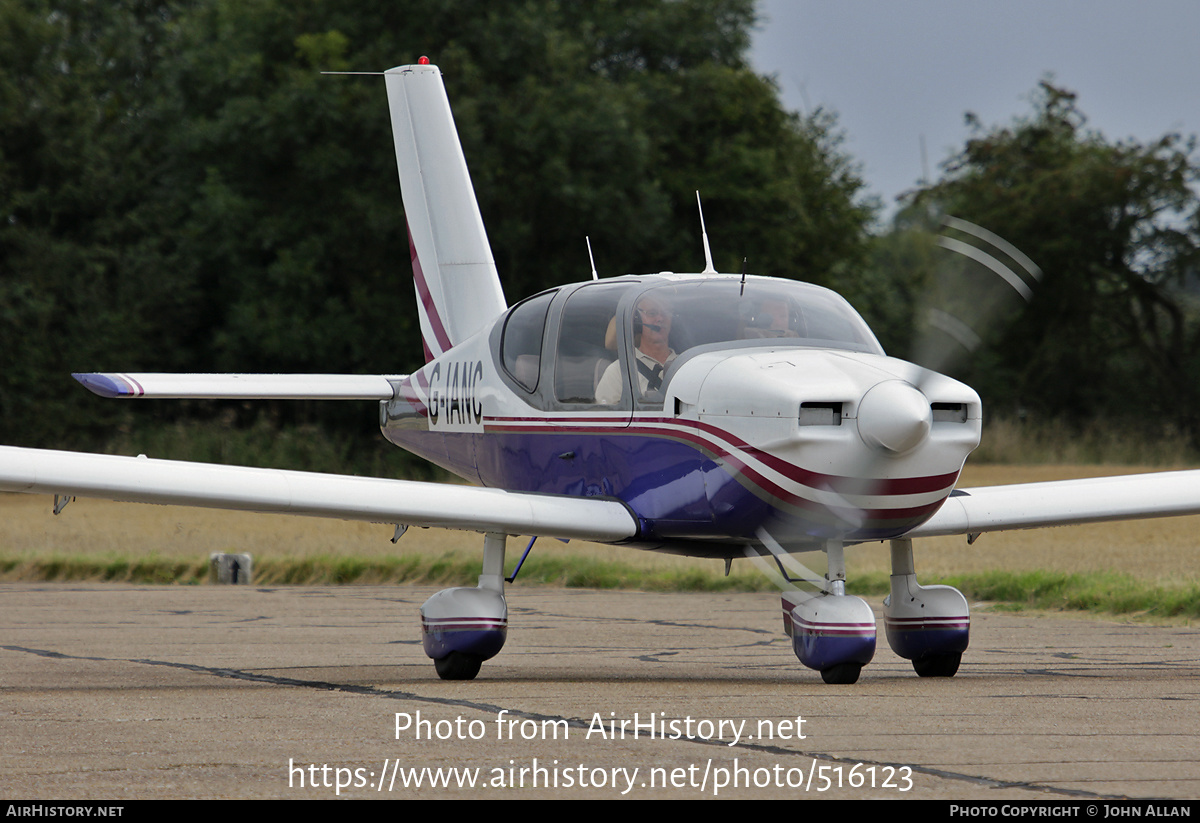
[551,280,640,408]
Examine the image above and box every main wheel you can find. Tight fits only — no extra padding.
[434,652,482,681]
[820,662,862,685]
[912,652,961,678]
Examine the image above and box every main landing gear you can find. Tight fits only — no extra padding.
[420,532,509,680]
[419,533,967,683]
[782,538,970,683]
[883,538,969,678]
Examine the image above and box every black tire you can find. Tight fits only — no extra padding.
[912,652,961,678]
[434,652,482,681]
[820,662,862,685]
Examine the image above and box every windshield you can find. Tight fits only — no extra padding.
[542,275,882,409]
[630,278,882,356]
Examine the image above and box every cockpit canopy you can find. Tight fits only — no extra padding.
[623,277,881,352]
[498,275,883,409]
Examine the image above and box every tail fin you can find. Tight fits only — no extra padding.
[385,63,507,363]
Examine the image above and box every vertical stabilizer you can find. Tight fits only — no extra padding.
[385,63,507,362]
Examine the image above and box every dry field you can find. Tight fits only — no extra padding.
[2,463,1198,587]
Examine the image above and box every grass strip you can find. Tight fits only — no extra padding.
[1,555,1196,620]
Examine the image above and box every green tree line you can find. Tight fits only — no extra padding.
[1,0,872,468]
[863,82,1200,445]
[3,1,1199,470]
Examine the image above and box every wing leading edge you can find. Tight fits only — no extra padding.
[73,373,402,400]
[4,448,1196,546]
[907,470,1200,538]
[0,446,639,543]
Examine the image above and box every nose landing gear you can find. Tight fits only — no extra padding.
[781,538,970,682]
[782,541,876,684]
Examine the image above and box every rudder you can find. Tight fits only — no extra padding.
[385,63,507,362]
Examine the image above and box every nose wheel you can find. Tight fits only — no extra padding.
[912,652,962,678]
[820,662,863,685]
[771,537,970,682]
[434,651,484,681]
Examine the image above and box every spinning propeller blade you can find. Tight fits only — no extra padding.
[749,215,1042,560]
[913,215,1043,376]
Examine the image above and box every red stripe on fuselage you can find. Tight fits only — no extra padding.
[667,416,958,496]
[485,414,957,493]
[480,413,958,525]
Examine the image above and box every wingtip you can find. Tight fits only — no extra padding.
[73,373,143,398]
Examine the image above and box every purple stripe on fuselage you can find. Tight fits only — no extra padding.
[486,414,959,497]
[482,415,956,526]
[382,413,959,547]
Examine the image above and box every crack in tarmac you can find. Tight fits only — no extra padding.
[3,643,1140,800]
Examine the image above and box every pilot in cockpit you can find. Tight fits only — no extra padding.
[595,294,677,404]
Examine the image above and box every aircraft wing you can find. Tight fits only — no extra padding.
[72,373,402,400]
[0,446,639,543]
[907,469,1200,538]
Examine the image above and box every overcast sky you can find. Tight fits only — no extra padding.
[750,0,1200,218]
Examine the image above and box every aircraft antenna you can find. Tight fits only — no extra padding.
[739,257,748,296]
[586,236,598,280]
[696,191,717,275]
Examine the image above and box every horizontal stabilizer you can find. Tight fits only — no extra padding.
[0,446,639,542]
[73,373,402,400]
[908,470,1200,537]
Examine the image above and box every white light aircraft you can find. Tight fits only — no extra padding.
[3,60,1199,684]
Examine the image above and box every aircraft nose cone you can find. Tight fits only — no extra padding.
[857,380,932,454]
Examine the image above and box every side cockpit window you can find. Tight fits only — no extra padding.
[554,282,635,405]
[500,290,556,392]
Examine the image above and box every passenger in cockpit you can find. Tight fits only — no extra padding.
[741,296,800,339]
[595,294,677,404]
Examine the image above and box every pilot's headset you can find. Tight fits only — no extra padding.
[632,299,671,336]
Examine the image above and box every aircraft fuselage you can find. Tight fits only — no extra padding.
[382,274,981,556]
